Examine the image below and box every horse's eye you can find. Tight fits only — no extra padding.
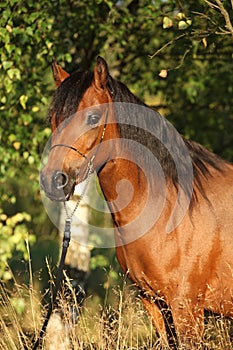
[87,114,100,126]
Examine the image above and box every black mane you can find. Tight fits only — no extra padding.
[48,70,93,126]
[48,69,226,204]
[108,76,226,199]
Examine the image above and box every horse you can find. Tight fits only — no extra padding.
[40,56,233,349]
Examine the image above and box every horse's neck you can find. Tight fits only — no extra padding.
[98,157,169,231]
[98,158,147,214]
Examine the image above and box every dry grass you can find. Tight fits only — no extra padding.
[1,276,233,350]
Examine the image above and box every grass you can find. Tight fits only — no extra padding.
[0,278,158,350]
[0,272,233,349]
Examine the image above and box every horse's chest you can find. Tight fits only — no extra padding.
[115,243,165,294]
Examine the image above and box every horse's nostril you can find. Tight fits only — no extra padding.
[53,171,69,190]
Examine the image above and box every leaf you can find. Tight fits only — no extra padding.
[163,16,173,29]
[202,37,207,48]
[19,95,28,110]
[178,20,188,30]
[3,77,13,93]
[26,26,34,36]
[13,141,21,150]
[28,12,40,23]
[32,106,40,112]
[159,69,168,78]
[1,96,6,104]
[28,155,34,164]
[8,134,16,142]
[4,43,15,54]
[7,68,21,80]
[0,28,7,38]
[6,24,12,33]
[176,12,185,20]
[2,61,13,70]
[23,151,29,159]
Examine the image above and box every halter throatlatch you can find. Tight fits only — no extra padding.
[33,108,108,350]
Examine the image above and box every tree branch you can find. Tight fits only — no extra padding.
[205,0,233,36]
[215,0,233,35]
[149,33,186,59]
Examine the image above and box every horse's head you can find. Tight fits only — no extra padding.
[40,57,117,201]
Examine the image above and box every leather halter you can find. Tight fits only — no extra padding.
[50,143,88,159]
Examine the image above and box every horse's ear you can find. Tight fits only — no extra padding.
[52,59,70,88]
[93,56,109,90]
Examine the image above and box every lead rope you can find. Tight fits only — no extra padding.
[33,107,108,349]
[32,160,94,350]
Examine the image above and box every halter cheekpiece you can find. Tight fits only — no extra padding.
[49,107,108,165]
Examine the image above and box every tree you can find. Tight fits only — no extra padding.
[98,0,233,159]
[0,0,116,281]
[0,0,53,280]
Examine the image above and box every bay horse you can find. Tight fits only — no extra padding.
[40,56,233,349]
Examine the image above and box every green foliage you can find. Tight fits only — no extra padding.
[0,211,35,280]
[0,0,75,280]
[0,1,54,186]
[97,0,233,159]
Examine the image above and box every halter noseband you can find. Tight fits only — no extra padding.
[50,108,108,165]
[50,143,88,160]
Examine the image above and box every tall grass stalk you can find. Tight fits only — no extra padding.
[0,261,233,349]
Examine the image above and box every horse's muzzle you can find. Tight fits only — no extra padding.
[40,169,74,201]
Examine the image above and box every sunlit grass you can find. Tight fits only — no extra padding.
[1,273,233,349]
